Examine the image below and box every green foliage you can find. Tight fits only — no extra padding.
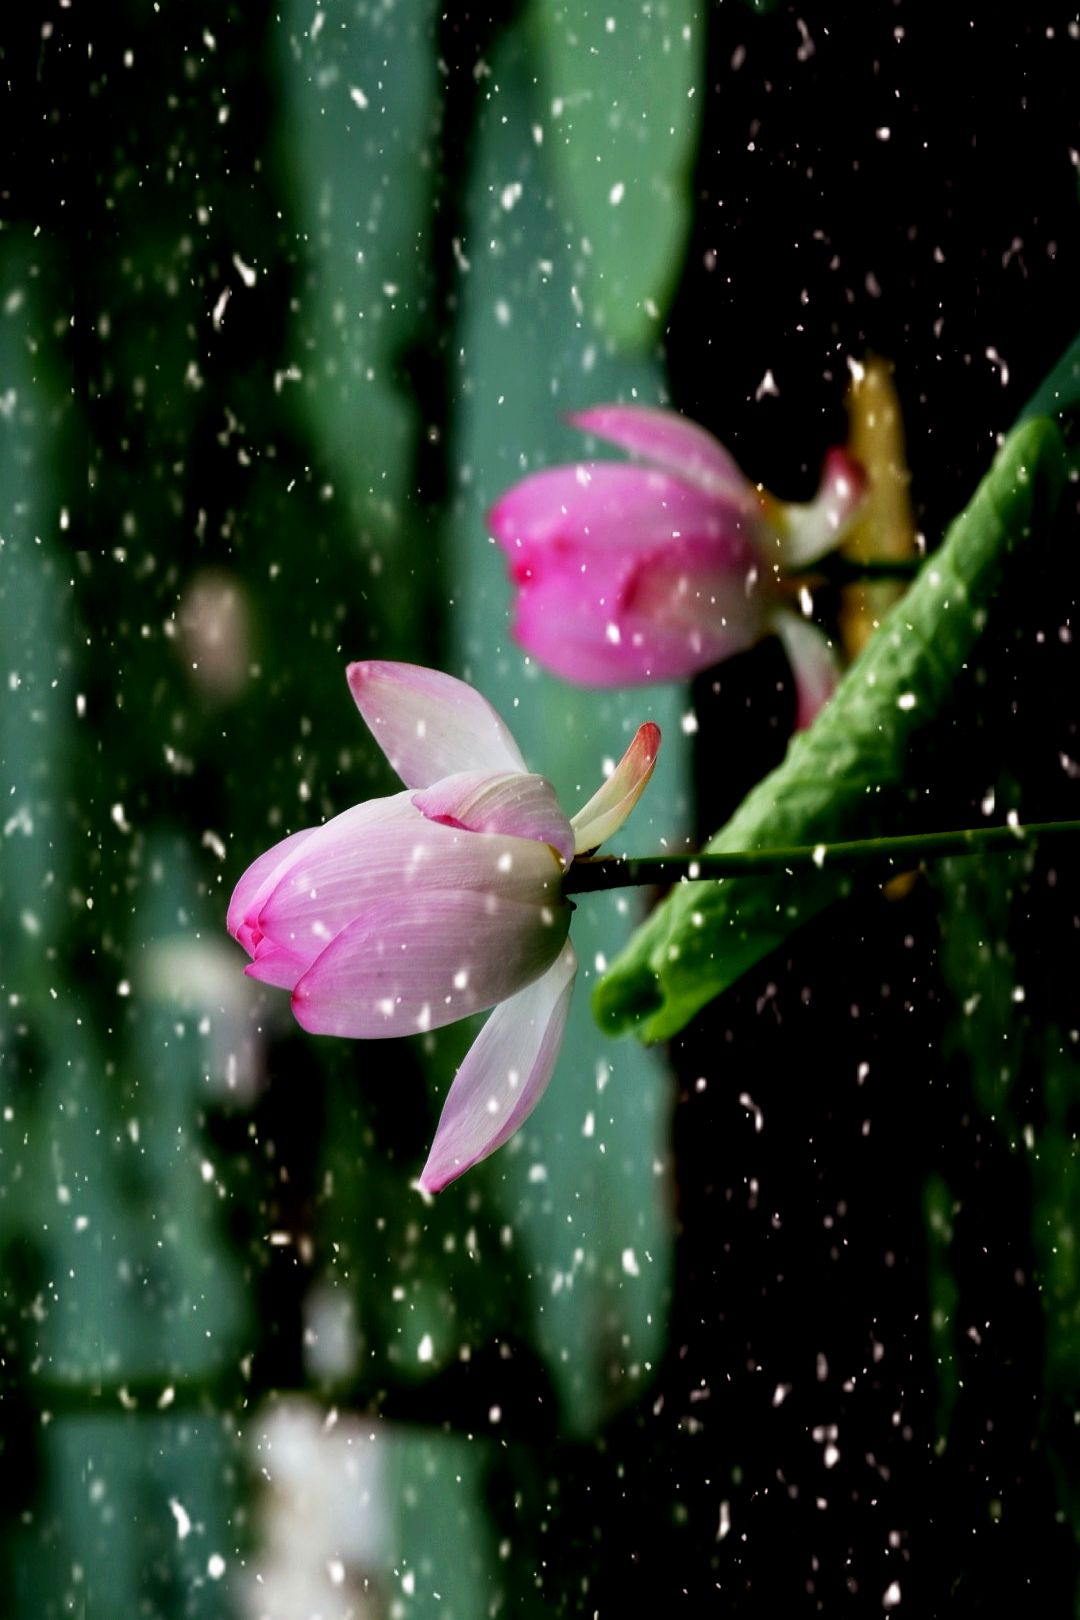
[595,415,1068,1042]
[530,0,703,350]
[446,22,685,1435]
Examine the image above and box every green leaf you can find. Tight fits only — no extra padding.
[1019,326,1080,448]
[530,0,704,351]
[595,414,1068,1041]
[445,23,686,1434]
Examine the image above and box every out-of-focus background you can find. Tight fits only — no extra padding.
[2,3,1079,1614]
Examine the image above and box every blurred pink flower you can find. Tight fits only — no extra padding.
[489,405,866,728]
[228,661,659,1191]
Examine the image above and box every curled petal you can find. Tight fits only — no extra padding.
[256,794,563,962]
[291,890,571,1040]
[771,609,841,730]
[419,940,578,1193]
[569,404,747,498]
[346,660,526,788]
[227,826,319,957]
[570,722,661,855]
[412,770,575,869]
[778,448,868,570]
[489,462,756,581]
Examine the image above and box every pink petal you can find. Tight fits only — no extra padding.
[227,826,319,957]
[778,448,868,569]
[256,794,563,960]
[570,723,661,854]
[412,770,575,870]
[569,404,748,498]
[418,940,578,1193]
[245,939,312,991]
[488,463,757,581]
[291,890,571,1040]
[771,609,841,730]
[346,661,526,788]
[511,537,764,687]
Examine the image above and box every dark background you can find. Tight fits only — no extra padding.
[2,1,1078,1614]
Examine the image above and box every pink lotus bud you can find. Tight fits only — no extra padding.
[228,662,659,1190]
[489,405,866,728]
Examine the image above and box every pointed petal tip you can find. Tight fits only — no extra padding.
[821,446,869,512]
[569,722,662,855]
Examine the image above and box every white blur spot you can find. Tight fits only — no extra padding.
[417,1334,434,1363]
[622,1248,641,1277]
[169,1499,192,1540]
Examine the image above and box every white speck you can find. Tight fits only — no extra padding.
[349,85,369,109]
[772,1383,791,1407]
[328,1559,345,1586]
[417,1334,434,1363]
[497,851,513,872]
[739,1092,764,1133]
[812,844,827,869]
[169,1499,192,1540]
[200,1160,214,1183]
[717,1501,731,1540]
[111,802,132,833]
[883,1581,901,1609]
[453,969,469,990]
[605,622,621,644]
[680,709,699,735]
[583,1111,595,1138]
[494,299,511,326]
[232,253,257,288]
[500,182,523,210]
[207,1554,225,1580]
[622,1248,641,1277]
[754,369,779,400]
[1011,986,1025,1003]
[985,345,1009,387]
[800,585,814,617]
[824,1443,840,1468]
[528,1163,548,1183]
[402,1571,416,1596]
[981,786,996,815]
[876,126,891,141]
[896,692,916,711]
[609,181,625,205]
[117,980,130,998]
[212,286,231,329]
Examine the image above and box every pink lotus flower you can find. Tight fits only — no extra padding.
[228,661,659,1192]
[489,405,866,728]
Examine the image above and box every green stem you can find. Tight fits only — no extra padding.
[797,555,925,585]
[563,818,1080,895]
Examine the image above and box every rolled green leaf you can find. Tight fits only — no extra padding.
[531,0,703,350]
[595,414,1067,1041]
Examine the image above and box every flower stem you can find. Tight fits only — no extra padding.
[796,555,925,585]
[564,819,1080,895]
